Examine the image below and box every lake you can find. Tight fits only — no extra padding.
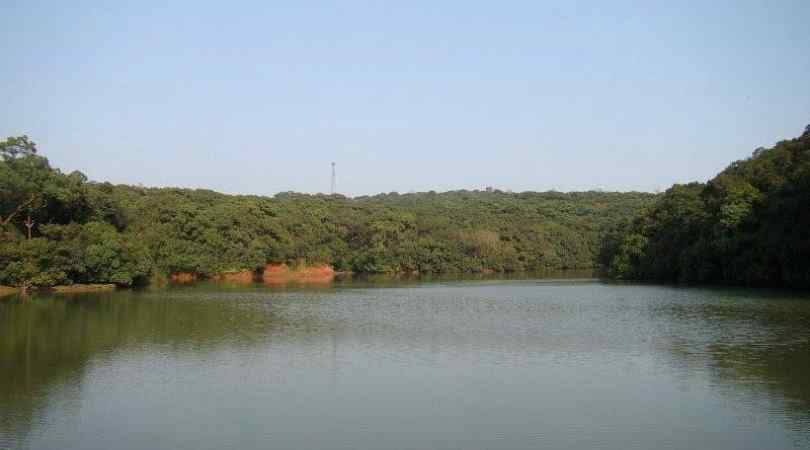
[1,277,809,450]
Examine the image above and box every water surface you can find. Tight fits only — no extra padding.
[1,278,809,449]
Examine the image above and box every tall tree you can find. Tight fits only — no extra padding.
[0,136,43,231]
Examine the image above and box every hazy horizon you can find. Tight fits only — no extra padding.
[3,1,809,197]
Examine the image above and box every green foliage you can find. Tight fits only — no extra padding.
[113,187,651,277]
[0,135,654,287]
[0,136,37,159]
[40,222,153,286]
[0,238,68,288]
[0,222,152,287]
[604,126,810,288]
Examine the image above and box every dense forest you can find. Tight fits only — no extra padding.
[0,136,653,288]
[602,126,810,288]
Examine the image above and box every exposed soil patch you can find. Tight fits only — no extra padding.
[170,272,197,283]
[0,286,19,297]
[212,271,256,284]
[262,263,335,285]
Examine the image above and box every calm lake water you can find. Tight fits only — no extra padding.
[1,277,810,450]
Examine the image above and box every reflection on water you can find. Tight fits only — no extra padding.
[655,288,810,425]
[1,279,809,450]
[0,289,295,445]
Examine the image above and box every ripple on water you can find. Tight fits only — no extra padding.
[1,280,809,450]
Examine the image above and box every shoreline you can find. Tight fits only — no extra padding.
[1,269,599,296]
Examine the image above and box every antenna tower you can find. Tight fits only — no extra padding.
[330,162,336,195]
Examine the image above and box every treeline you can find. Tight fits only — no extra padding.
[0,136,653,288]
[601,126,810,288]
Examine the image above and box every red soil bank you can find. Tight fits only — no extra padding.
[212,271,255,283]
[170,272,197,283]
[261,263,335,284]
[0,286,18,297]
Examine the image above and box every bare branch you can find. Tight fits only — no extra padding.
[0,194,38,226]
[24,214,34,239]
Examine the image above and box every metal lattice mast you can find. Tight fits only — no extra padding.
[330,162,336,195]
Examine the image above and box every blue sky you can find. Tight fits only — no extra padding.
[2,1,809,196]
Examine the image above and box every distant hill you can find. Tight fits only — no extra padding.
[0,136,653,287]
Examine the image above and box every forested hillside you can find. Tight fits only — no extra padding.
[602,126,810,288]
[0,136,653,288]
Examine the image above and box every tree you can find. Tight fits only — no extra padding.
[0,135,37,158]
[1,134,659,286]
[605,127,810,287]
[0,136,43,232]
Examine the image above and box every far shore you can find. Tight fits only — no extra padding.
[1,268,598,296]
[2,284,118,296]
